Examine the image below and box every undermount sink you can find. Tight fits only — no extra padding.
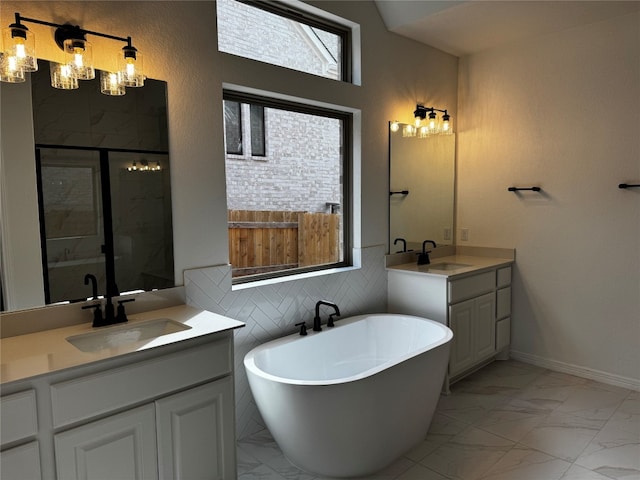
[427,262,472,271]
[66,318,192,353]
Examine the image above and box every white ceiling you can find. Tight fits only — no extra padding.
[374,0,640,56]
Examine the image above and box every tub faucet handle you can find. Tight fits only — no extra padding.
[327,313,339,328]
[295,322,308,336]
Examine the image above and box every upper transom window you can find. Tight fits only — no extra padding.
[216,0,350,82]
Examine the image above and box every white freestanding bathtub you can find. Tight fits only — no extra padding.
[244,313,453,478]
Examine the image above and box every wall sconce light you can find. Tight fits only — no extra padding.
[412,104,453,136]
[1,12,145,95]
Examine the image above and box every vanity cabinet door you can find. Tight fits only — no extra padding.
[55,404,158,480]
[475,292,497,361]
[449,292,496,377]
[449,299,475,376]
[156,377,235,480]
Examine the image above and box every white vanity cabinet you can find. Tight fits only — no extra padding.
[2,330,238,480]
[388,258,513,385]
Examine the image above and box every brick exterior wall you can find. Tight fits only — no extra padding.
[218,0,342,214]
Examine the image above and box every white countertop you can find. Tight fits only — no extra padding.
[0,305,244,385]
[386,254,513,278]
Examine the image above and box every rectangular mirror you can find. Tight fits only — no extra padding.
[389,123,455,252]
[0,61,174,311]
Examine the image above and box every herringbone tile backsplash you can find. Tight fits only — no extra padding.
[184,245,387,438]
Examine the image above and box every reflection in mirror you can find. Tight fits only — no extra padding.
[389,123,455,252]
[0,61,173,311]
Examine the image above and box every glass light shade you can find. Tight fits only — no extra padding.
[119,48,144,87]
[0,52,25,83]
[418,126,430,138]
[100,70,125,96]
[390,121,399,132]
[3,26,37,72]
[50,62,78,90]
[64,39,94,80]
[402,124,416,137]
[441,119,452,135]
[427,112,439,134]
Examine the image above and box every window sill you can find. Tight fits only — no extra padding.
[231,264,361,291]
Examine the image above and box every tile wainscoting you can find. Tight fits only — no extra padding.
[184,245,387,439]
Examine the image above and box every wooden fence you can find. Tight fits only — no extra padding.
[228,210,340,277]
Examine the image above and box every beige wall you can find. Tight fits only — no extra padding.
[457,11,640,385]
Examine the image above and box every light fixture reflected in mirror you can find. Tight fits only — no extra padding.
[127,159,161,172]
[100,70,125,95]
[0,52,25,82]
[50,61,78,90]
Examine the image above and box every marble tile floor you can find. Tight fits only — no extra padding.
[237,360,639,480]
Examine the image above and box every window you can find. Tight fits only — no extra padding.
[223,91,351,282]
[223,100,242,155]
[224,101,266,158]
[217,0,350,82]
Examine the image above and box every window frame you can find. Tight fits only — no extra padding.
[225,0,352,83]
[223,89,353,285]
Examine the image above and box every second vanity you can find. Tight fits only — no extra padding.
[0,304,244,480]
[387,246,514,391]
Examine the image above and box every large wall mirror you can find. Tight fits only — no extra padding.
[389,123,455,252]
[0,61,174,311]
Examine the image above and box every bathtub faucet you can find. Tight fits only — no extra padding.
[314,300,341,331]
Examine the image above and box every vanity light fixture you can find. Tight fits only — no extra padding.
[1,12,145,95]
[412,104,453,137]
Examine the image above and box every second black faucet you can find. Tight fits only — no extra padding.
[313,300,341,331]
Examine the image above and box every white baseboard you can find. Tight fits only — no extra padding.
[510,350,640,392]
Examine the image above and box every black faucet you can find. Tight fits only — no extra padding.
[417,240,437,265]
[313,300,341,331]
[82,297,135,328]
[393,237,407,253]
[84,273,98,300]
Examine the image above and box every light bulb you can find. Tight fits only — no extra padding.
[390,121,400,132]
[15,41,26,59]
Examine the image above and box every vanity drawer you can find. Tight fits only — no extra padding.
[1,390,38,446]
[449,271,495,304]
[497,266,512,288]
[51,336,232,428]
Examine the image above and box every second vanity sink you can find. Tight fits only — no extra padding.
[66,318,192,352]
[426,262,472,271]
